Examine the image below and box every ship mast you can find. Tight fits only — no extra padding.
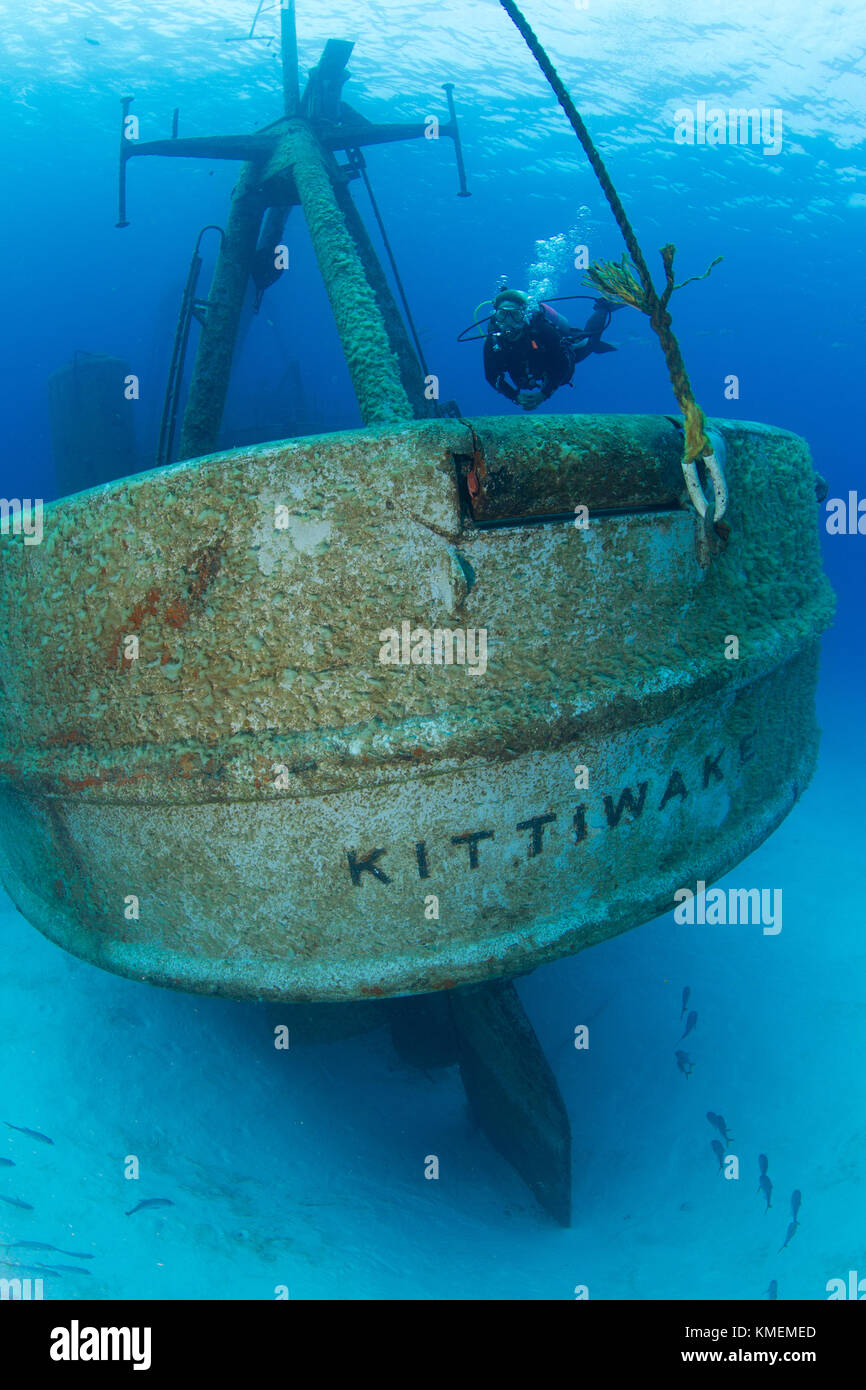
[117,0,471,458]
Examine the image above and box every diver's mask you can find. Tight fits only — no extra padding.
[491,303,527,345]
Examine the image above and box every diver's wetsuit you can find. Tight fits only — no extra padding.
[484,308,593,406]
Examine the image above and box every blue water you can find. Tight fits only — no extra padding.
[1,0,864,1300]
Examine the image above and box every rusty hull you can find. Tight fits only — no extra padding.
[0,414,834,1000]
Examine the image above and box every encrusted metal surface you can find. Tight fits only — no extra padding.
[264,121,413,426]
[463,413,686,520]
[0,414,834,1000]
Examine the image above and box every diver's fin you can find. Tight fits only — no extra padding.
[592,339,618,353]
[449,979,572,1226]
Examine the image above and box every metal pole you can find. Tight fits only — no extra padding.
[354,158,430,376]
[158,227,225,467]
[178,164,268,459]
[263,122,413,426]
[332,171,432,418]
[281,1,300,117]
[157,249,202,467]
[116,97,134,228]
[442,84,471,197]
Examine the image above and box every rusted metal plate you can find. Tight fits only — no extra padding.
[0,414,833,1001]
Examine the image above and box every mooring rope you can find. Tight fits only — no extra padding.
[498,0,721,484]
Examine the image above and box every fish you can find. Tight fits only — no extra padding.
[680,986,691,1019]
[4,1122,54,1145]
[46,1263,91,1275]
[766,1280,778,1300]
[711,1139,725,1171]
[791,1189,802,1221]
[758,1153,769,1178]
[0,1258,64,1276]
[758,1174,772,1212]
[707,1112,732,1145]
[84,36,100,45]
[125,1198,174,1216]
[674,1050,694,1079]
[0,1158,14,1167]
[680,1010,697,1040]
[0,1194,34,1210]
[779,1220,799,1252]
[9,1242,94,1259]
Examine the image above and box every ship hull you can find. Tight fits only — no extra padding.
[0,414,833,1000]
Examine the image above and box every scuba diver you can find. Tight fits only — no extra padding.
[481,288,621,410]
